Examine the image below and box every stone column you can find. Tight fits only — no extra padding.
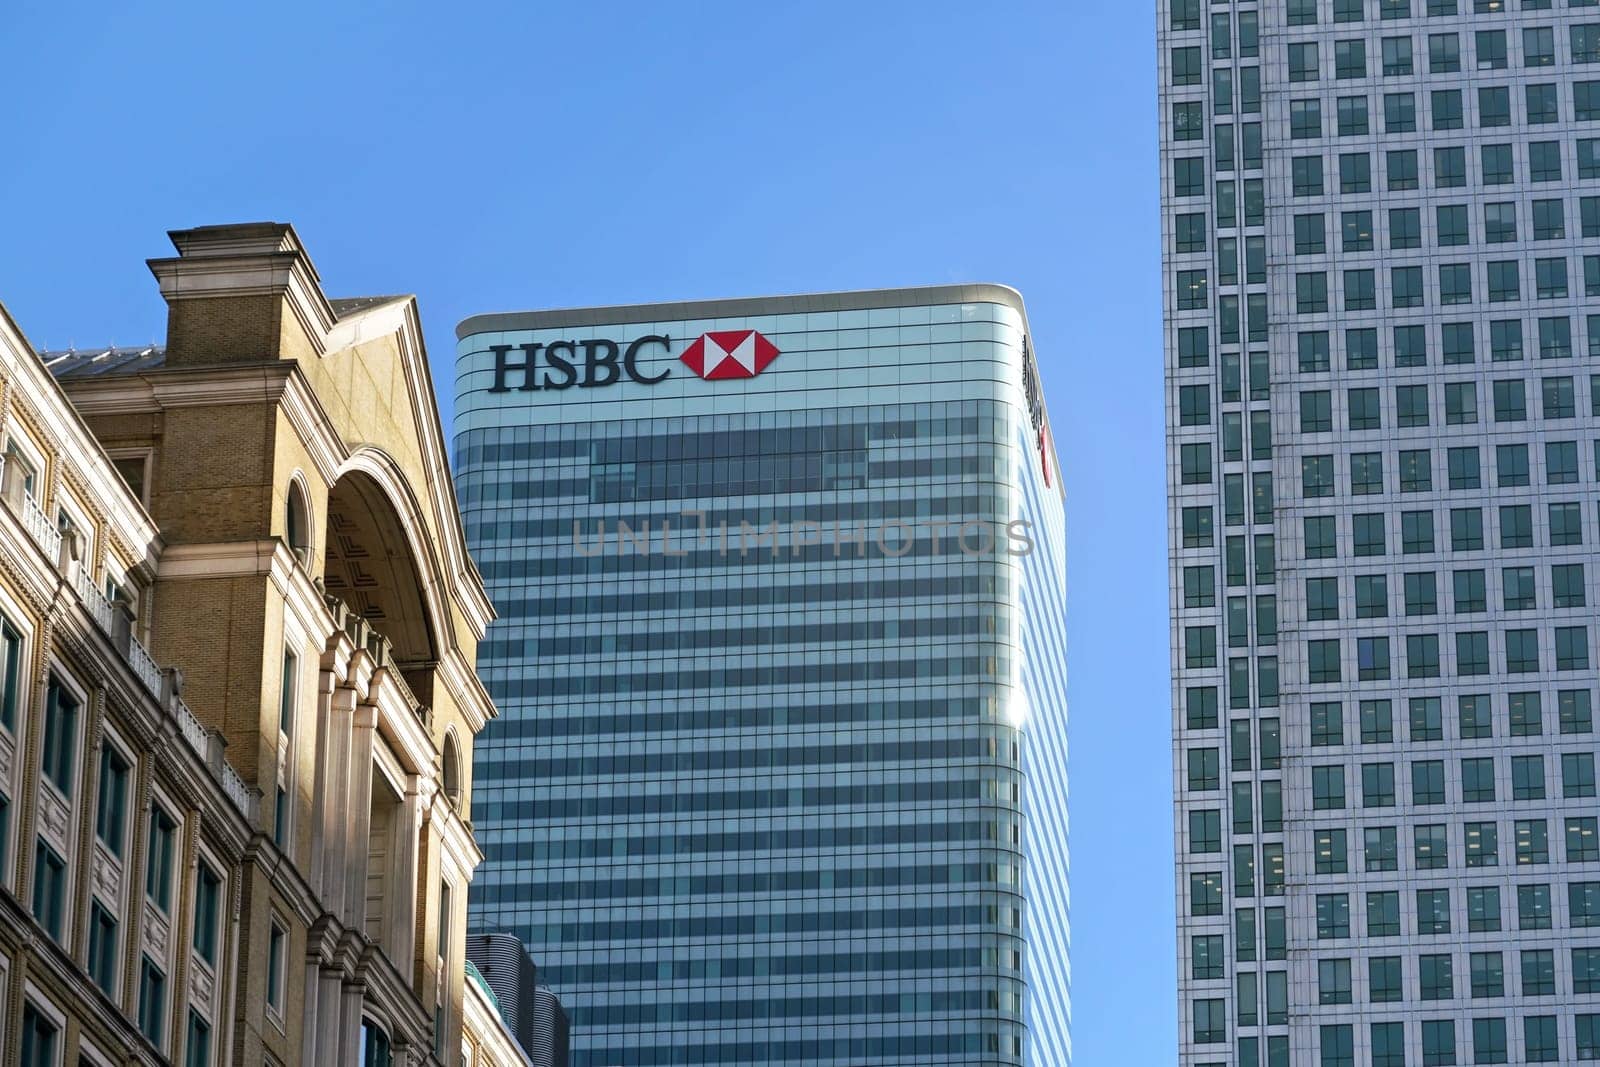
[393,776,422,972]
[308,666,338,893]
[345,702,378,927]
[318,684,357,910]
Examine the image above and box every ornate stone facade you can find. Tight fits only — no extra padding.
[0,222,526,1066]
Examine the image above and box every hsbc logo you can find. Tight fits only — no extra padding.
[680,330,780,380]
[486,331,780,393]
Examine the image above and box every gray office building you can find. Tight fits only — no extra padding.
[453,287,1069,1066]
[1162,1,1600,1064]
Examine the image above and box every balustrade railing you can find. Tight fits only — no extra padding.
[19,491,61,561]
[176,699,208,758]
[76,568,115,632]
[126,635,162,696]
[221,763,252,816]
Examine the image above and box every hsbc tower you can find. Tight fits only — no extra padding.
[452,287,1069,1067]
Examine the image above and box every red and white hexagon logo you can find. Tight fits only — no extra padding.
[680,330,780,380]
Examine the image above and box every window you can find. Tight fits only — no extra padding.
[1293,155,1324,196]
[88,899,118,995]
[1353,512,1385,556]
[1355,575,1388,619]
[267,919,287,1016]
[0,617,20,732]
[1320,1025,1354,1067]
[1176,269,1207,310]
[1440,262,1472,303]
[1368,888,1401,932]
[1308,578,1340,622]
[1191,933,1224,980]
[193,862,221,966]
[41,675,78,797]
[1291,99,1322,139]
[1574,882,1600,927]
[146,804,177,913]
[1527,82,1559,124]
[1193,998,1226,1044]
[1313,766,1346,810]
[1298,272,1329,314]
[1351,452,1383,495]
[1348,388,1380,430]
[1190,809,1221,853]
[1318,958,1352,1004]
[1386,148,1416,190]
[185,1011,211,1067]
[1181,443,1211,485]
[1303,455,1334,498]
[1517,819,1550,864]
[1405,572,1437,615]
[19,1004,58,1067]
[1513,755,1546,800]
[1288,41,1320,82]
[1392,265,1424,307]
[1363,762,1396,806]
[95,743,129,856]
[1416,823,1448,869]
[1579,80,1600,122]
[1174,158,1205,198]
[1338,95,1369,136]
[31,839,66,940]
[1421,953,1455,999]
[1182,507,1213,548]
[1306,515,1337,559]
[1469,884,1501,931]
[1399,449,1431,492]
[1561,690,1593,734]
[1511,692,1543,736]
[1570,816,1600,862]
[1568,752,1599,798]
[1362,700,1394,745]
[1315,827,1348,874]
[1491,444,1529,489]
[1342,210,1373,253]
[1385,91,1416,133]
[1558,625,1590,671]
[1340,151,1371,193]
[1414,759,1446,805]
[1309,639,1341,684]
[1449,445,1481,487]
[1470,951,1504,998]
[1472,1018,1507,1065]
[1506,629,1540,673]
[1500,504,1532,549]
[1466,821,1498,867]
[139,955,167,1047]
[1533,198,1565,240]
[1431,32,1461,73]
[1554,563,1586,608]
[1536,256,1568,299]
[1317,893,1349,939]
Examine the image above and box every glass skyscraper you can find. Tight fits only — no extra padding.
[1163,1,1600,1064]
[452,286,1069,1067]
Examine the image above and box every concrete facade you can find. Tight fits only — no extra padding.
[1162,2,1600,1064]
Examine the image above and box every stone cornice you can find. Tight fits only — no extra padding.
[0,305,163,559]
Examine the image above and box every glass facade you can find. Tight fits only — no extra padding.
[1163,1,1600,1063]
[454,288,1068,1066]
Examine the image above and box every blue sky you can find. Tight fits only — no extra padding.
[0,3,1169,1060]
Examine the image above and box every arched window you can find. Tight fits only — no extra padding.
[442,732,462,812]
[285,478,311,564]
[359,1018,391,1067]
